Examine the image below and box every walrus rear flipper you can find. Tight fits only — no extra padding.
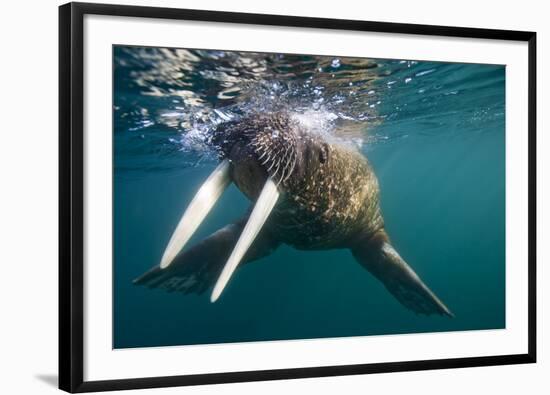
[351,231,453,317]
[134,216,280,297]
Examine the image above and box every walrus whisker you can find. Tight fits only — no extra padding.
[282,154,297,183]
[280,144,295,182]
[281,147,291,177]
[257,149,266,160]
[271,162,282,185]
[261,154,272,166]
[266,157,278,173]
[211,178,280,302]
[159,159,231,269]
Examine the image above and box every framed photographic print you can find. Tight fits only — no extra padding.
[59,2,537,392]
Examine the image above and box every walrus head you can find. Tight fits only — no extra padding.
[158,112,330,301]
[212,112,330,199]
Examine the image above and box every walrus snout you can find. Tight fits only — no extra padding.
[213,112,302,186]
[228,142,269,201]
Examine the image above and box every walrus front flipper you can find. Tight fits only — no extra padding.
[134,216,280,296]
[351,231,453,317]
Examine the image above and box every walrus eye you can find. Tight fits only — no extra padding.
[318,144,329,164]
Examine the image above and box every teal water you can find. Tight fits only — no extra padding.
[113,47,505,349]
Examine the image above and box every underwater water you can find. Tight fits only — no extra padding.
[113,46,505,348]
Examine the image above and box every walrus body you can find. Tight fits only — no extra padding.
[135,112,453,317]
[225,114,383,250]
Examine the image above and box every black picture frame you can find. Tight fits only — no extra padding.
[59,2,537,392]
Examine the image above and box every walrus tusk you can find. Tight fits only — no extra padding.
[210,178,279,302]
[160,159,231,269]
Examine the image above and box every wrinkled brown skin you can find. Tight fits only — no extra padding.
[135,112,453,317]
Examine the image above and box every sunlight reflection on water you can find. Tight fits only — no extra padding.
[114,47,504,174]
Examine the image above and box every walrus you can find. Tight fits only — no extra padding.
[134,112,453,316]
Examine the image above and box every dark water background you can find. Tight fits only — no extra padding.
[113,46,505,348]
